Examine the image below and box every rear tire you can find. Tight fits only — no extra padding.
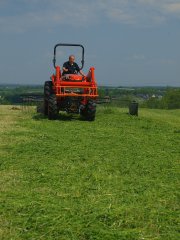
[44,81,53,116]
[44,81,53,99]
[44,99,48,115]
[48,94,58,120]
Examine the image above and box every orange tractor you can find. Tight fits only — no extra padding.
[44,43,98,120]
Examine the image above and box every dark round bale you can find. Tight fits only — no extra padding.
[129,101,139,116]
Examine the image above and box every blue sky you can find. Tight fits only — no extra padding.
[0,0,180,86]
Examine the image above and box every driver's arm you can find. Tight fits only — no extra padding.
[76,64,85,77]
[63,62,69,72]
[79,70,85,77]
[63,67,69,72]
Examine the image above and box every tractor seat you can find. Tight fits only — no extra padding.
[61,74,83,82]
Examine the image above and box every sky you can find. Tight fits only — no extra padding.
[0,0,180,87]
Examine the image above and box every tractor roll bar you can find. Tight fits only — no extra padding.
[53,43,85,70]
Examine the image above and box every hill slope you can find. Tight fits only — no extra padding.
[0,106,179,240]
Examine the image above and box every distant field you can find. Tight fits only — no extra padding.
[0,105,179,240]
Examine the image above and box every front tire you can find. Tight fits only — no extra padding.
[80,100,96,121]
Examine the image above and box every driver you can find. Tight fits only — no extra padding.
[62,55,85,76]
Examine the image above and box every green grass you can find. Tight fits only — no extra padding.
[0,105,180,240]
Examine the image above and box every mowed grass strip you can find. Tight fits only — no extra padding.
[0,106,179,240]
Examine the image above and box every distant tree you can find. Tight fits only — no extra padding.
[143,97,161,109]
[142,89,180,109]
[163,89,180,109]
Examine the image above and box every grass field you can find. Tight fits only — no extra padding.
[0,105,179,240]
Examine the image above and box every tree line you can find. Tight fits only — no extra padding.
[0,85,179,109]
[142,89,180,109]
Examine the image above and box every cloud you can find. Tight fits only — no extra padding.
[127,54,145,61]
[164,3,180,13]
[107,8,136,24]
[0,0,99,33]
[160,58,177,65]
[0,0,180,33]
[106,0,180,24]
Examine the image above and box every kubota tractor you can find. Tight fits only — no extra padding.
[44,43,98,121]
